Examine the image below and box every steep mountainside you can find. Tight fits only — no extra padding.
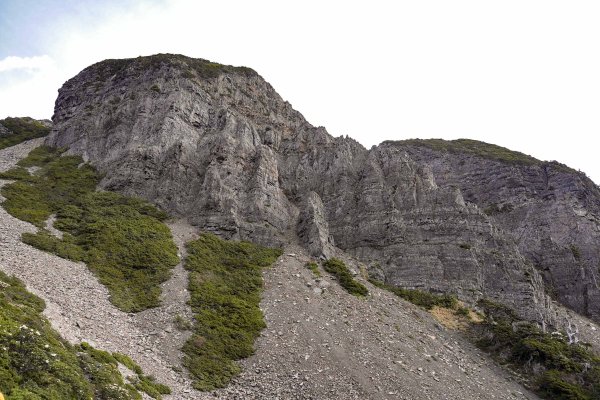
[47,54,595,331]
[398,139,600,322]
[0,141,544,400]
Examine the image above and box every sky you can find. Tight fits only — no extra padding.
[1,0,599,182]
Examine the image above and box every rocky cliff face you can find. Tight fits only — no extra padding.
[48,54,591,327]
[398,140,600,322]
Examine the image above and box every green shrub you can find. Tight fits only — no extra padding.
[473,299,600,400]
[183,233,281,390]
[130,375,171,399]
[173,314,193,331]
[305,262,321,277]
[0,270,158,399]
[0,117,50,150]
[455,306,470,317]
[323,258,368,297]
[22,230,86,261]
[369,279,456,310]
[112,353,142,375]
[537,370,590,400]
[0,146,178,312]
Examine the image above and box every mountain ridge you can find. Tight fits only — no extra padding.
[1,53,596,399]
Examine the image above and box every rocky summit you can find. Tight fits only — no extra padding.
[2,54,600,399]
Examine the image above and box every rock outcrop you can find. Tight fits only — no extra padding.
[46,54,595,327]
[398,139,600,322]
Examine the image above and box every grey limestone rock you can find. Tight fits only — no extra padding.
[398,140,600,322]
[297,191,335,258]
[46,54,589,327]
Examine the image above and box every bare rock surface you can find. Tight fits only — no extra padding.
[0,137,44,170]
[219,246,540,400]
[400,142,600,322]
[47,54,558,326]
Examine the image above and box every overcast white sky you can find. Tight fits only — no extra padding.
[1,0,599,182]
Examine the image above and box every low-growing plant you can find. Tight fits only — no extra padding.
[0,146,178,312]
[174,314,193,331]
[323,258,368,297]
[472,299,600,400]
[455,306,470,317]
[182,233,281,390]
[369,278,457,310]
[0,270,165,399]
[0,117,50,150]
[305,261,321,277]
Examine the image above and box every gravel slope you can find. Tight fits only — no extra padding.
[0,139,205,400]
[0,139,540,399]
[219,245,540,400]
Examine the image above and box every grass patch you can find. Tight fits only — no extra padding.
[173,314,193,331]
[369,278,457,310]
[183,233,282,391]
[323,258,369,297]
[0,146,179,312]
[0,270,167,399]
[111,352,171,399]
[472,299,600,400]
[0,117,50,150]
[390,138,575,173]
[305,261,321,277]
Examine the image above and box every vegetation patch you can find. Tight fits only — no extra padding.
[0,270,168,399]
[390,138,575,173]
[323,258,369,297]
[85,54,256,87]
[183,233,282,391]
[369,278,457,310]
[570,245,582,261]
[472,299,600,400]
[0,117,50,150]
[305,261,321,277]
[110,351,171,399]
[483,202,514,216]
[0,146,179,312]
